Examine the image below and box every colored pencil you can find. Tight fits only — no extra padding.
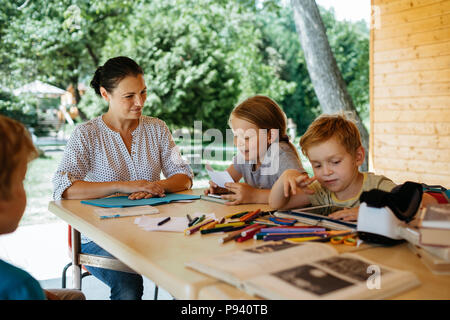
[219,228,245,244]
[241,224,265,237]
[263,233,328,241]
[236,226,265,242]
[200,225,246,234]
[224,210,248,219]
[200,220,217,231]
[215,222,246,228]
[286,236,322,243]
[239,209,261,222]
[193,214,206,226]
[260,227,326,233]
[157,217,171,226]
[235,233,255,243]
[188,216,199,227]
[184,218,214,235]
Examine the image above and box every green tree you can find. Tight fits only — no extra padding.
[0,89,38,131]
[2,0,133,105]
[96,0,295,131]
[290,0,369,168]
[258,3,369,134]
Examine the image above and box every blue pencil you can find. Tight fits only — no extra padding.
[263,233,328,241]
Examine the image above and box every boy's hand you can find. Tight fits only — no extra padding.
[282,170,316,197]
[328,207,359,221]
[221,182,254,205]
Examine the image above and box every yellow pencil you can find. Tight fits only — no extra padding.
[285,236,321,243]
[214,222,245,228]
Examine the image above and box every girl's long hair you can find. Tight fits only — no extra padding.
[230,95,300,160]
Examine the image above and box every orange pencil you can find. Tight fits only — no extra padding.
[239,209,261,222]
[200,220,217,231]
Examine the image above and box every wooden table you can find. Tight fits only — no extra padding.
[48,189,450,300]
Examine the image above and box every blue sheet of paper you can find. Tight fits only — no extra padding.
[81,194,200,208]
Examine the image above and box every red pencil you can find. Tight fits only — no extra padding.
[237,223,262,235]
[241,224,265,237]
[236,226,263,242]
[235,233,254,243]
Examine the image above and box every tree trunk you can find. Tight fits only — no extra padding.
[70,74,87,121]
[291,0,369,170]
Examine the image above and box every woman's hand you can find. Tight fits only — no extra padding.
[282,170,316,198]
[328,207,359,221]
[221,182,255,205]
[120,180,165,199]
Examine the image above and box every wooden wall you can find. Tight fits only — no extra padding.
[370,0,450,187]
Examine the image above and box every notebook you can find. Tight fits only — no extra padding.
[81,193,200,208]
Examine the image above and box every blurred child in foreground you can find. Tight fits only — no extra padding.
[0,115,85,300]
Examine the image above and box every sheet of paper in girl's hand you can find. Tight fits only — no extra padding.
[134,213,216,232]
[205,164,234,188]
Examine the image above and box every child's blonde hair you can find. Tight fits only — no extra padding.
[300,113,362,157]
[229,95,300,158]
[0,115,38,200]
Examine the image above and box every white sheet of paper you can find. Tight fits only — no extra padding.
[205,164,234,188]
[134,213,216,232]
[94,205,159,219]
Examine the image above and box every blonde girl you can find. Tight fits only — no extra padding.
[205,95,306,205]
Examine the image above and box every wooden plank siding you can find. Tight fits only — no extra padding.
[370,0,450,187]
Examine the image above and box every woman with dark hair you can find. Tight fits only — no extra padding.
[52,56,193,299]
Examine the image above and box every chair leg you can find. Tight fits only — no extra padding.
[71,228,82,290]
[62,262,72,288]
[154,285,159,300]
[81,271,91,279]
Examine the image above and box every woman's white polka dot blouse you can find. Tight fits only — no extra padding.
[52,115,193,200]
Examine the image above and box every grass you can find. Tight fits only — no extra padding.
[21,149,65,226]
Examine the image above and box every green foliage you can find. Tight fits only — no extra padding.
[321,8,370,120]
[258,5,369,135]
[1,0,369,135]
[77,89,108,120]
[99,0,295,131]
[2,0,134,90]
[258,6,319,135]
[0,89,38,129]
